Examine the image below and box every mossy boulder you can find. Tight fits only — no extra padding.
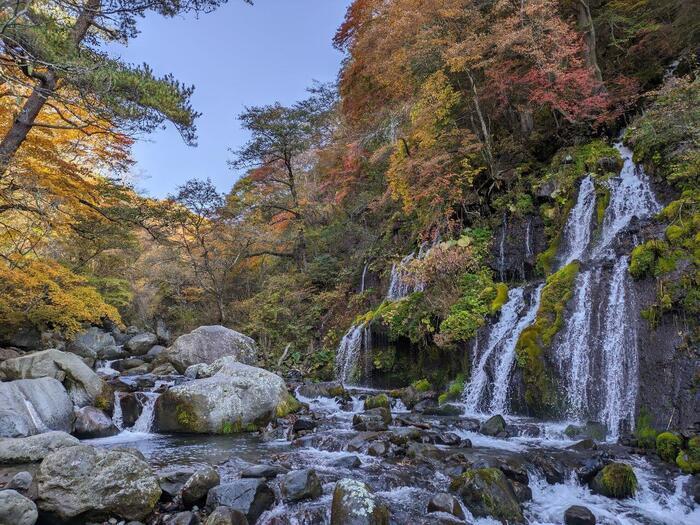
[564,421,607,441]
[331,478,390,525]
[451,468,523,523]
[589,463,637,499]
[154,358,289,434]
[364,394,390,410]
[676,436,700,474]
[656,432,682,462]
[480,415,506,436]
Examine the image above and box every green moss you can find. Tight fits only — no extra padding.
[634,409,658,449]
[94,385,114,412]
[439,374,464,404]
[175,402,204,432]
[412,378,431,392]
[536,236,560,276]
[598,463,638,498]
[676,436,700,474]
[490,283,508,314]
[276,393,302,417]
[515,262,579,416]
[595,182,611,227]
[656,432,682,462]
[364,393,390,410]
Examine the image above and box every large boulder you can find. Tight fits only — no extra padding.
[479,414,507,436]
[296,381,346,399]
[154,358,292,434]
[181,466,220,508]
[37,445,161,522]
[451,468,524,523]
[67,327,118,363]
[280,469,322,502]
[0,349,112,409]
[72,406,119,439]
[0,378,74,437]
[330,478,390,525]
[205,479,274,523]
[589,463,637,499]
[0,431,79,464]
[125,332,158,356]
[205,506,249,525]
[0,489,38,525]
[162,326,257,373]
[0,347,21,362]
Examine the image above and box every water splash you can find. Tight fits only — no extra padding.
[132,393,159,433]
[489,284,544,414]
[600,256,638,438]
[558,175,597,266]
[112,391,124,431]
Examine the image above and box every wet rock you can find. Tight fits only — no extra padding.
[182,466,220,508]
[511,481,532,503]
[280,469,322,502]
[162,326,257,373]
[347,431,382,452]
[368,441,388,457]
[67,327,117,364]
[292,418,317,433]
[204,506,249,525]
[159,469,194,501]
[568,439,598,451]
[0,349,112,409]
[9,471,33,491]
[0,489,37,525]
[0,377,74,437]
[352,408,391,432]
[152,362,179,376]
[434,432,462,446]
[564,505,596,525]
[125,332,158,356]
[479,415,506,436]
[37,445,161,521]
[0,431,79,464]
[115,357,146,371]
[413,399,439,413]
[388,427,422,445]
[406,443,442,462]
[330,455,362,469]
[240,464,288,479]
[364,394,390,410]
[165,511,200,525]
[427,493,465,519]
[575,455,608,484]
[455,418,480,432]
[423,403,463,417]
[154,358,291,434]
[497,459,529,485]
[451,468,523,523]
[687,476,700,505]
[205,479,274,523]
[330,478,390,525]
[564,421,607,441]
[527,451,568,484]
[124,364,150,376]
[589,463,637,499]
[296,381,346,399]
[0,347,21,362]
[72,406,118,439]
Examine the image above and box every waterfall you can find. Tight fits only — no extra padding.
[336,324,366,385]
[360,262,368,293]
[387,254,415,300]
[463,287,529,412]
[554,269,595,419]
[594,143,661,257]
[558,175,597,266]
[525,217,533,259]
[112,391,124,431]
[489,284,544,414]
[600,256,638,438]
[132,393,159,433]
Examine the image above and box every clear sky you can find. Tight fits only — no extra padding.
[112,0,351,198]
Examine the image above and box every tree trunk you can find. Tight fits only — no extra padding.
[0,0,101,176]
[578,0,603,82]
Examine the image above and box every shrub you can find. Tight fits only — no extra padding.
[656,432,682,462]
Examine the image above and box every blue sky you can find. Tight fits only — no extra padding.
[112,0,351,198]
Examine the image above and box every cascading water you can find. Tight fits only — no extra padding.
[387,253,416,300]
[112,391,124,430]
[132,393,159,433]
[558,175,597,266]
[335,324,366,385]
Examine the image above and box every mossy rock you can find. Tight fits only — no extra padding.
[364,393,390,410]
[564,421,607,441]
[411,379,431,393]
[656,432,682,463]
[490,283,509,314]
[276,393,303,417]
[451,468,524,523]
[589,463,637,499]
[676,436,700,474]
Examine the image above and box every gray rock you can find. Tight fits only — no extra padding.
[68,327,117,363]
[330,478,390,525]
[144,345,166,363]
[296,381,346,399]
[163,326,257,373]
[0,431,79,464]
[479,414,506,436]
[0,379,74,437]
[0,489,38,525]
[452,468,523,523]
[151,362,178,376]
[368,441,388,457]
[527,452,568,484]
[330,455,362,469]
[564,505,596,525]
[154,358,289,434]
[0,347,21,362]
[0,349,112,409]
[564,421,607,441]
[125,333,158,356]
[421,403,463,417]
[37,445,161,521]
[511,481,532,503]
[280,469,322,502]
[205,479,274,523]
[156,319,172,345]
[116,358,146,371]
[240,464,287,479]
[73,406,118,439]
[427,493,465,519]
[204,506,248,525]
[164,511,199,525]
[352,408,391,432]
[181,466,220,508]
[8,471,33,491]
[159,469,194,501]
